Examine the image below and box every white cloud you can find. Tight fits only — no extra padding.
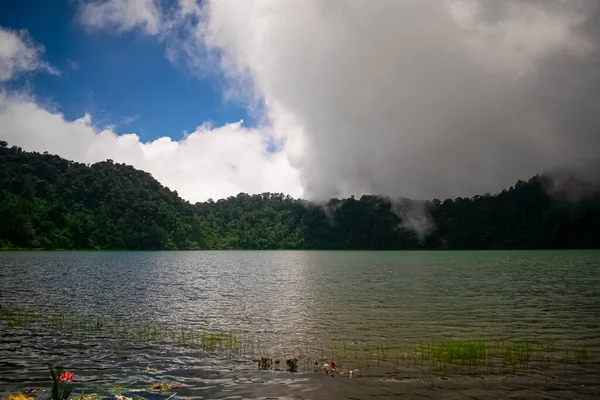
[198,0,600,200]
[78,0,162,35]
[0,27,58,81]
[0,92,303,202]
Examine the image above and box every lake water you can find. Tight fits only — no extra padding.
[1,250,599,399]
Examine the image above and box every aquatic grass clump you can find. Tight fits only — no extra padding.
[418,340,487,366]
[330,344,339,366]
[2,305,36,327]
[7,318,24,327]
[363,343,373,370]
[377,343,390,361]
[501,341,532,371]
[51,313,66,329]
[532,341,554,362]
[286,357,299,372]
[40,308,244,356]
[256,357,272,370]
[1,303,596,383]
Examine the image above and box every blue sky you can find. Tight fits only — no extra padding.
[0,0,250,141]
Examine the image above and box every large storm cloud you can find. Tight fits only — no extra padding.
[200,0,600,201]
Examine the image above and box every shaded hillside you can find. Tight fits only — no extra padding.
[1,142,598,250]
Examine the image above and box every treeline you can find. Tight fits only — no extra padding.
[1,142,598,250]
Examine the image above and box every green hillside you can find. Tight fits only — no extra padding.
[1,142,598,250]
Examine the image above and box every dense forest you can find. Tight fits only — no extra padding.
[1,142,599,250]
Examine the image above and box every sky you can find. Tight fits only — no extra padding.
[0,0,599,203]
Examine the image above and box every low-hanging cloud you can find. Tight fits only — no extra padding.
[197,0,600,201]
[392,198,435,241]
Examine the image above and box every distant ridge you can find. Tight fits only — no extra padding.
[1,142,599,250]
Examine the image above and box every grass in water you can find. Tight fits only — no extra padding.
[576,346,588,363]
[501,341,532,371]
[7,319,24,327]
[0,304,594,383]
[421,340,487,366]
[377,343,389,362]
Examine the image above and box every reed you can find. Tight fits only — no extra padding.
[576,346,588,363]
[377,343,389,361]
[426,368,434,389]
[533,341,553,362]
[420,340,487,366]
[561,346,571,364]
[362,343,373,370]
[342,341,348,361]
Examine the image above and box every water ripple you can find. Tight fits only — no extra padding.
[1,250,600,399]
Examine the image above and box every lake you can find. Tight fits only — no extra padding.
[1,250,599,399]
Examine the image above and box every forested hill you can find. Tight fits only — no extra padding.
[1,142,599,250]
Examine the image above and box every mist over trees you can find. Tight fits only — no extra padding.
[1,143,598,250]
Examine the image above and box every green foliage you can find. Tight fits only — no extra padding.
[0,143,599,250]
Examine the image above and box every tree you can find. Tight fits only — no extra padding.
[1,144,599,250]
